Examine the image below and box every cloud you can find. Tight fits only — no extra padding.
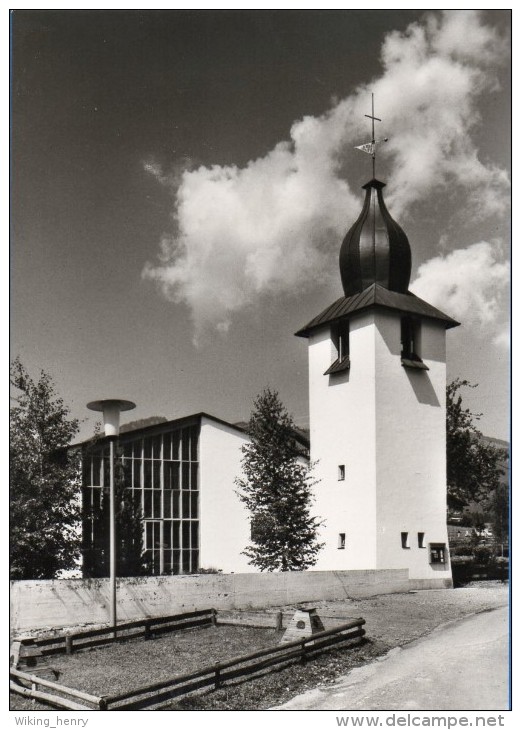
[143,10,509,340]
[373,10,509,217]
[143,147,357,341]
[410,241,510,331]
[493,328,510,350]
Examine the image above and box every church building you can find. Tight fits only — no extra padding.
[81,413,252,576]
[81,412,309,577]
[80,172,458,588]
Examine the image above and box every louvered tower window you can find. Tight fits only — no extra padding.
[400,317,428,370]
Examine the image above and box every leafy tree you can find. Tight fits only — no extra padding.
[113,453,147,577]
[446,379,507,511]
[463,511,488,532]
[236,388,323,571]
[490,482,509,551]
[10,358,81,579]
[471,543,495,567]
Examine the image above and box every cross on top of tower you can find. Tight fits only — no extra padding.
[354,93,387,178]
[365,93,381,145]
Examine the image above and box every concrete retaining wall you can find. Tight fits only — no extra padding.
[11,569,410,635]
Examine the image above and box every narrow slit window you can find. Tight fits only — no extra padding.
[401,532,410,549]
[338,533,346,550]
[338,465,345,481]
[418,532,425,548]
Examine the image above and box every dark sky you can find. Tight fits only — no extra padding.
[11,10,510,441]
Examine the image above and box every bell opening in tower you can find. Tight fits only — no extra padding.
[400,316,429,371]
[323,320,351,376]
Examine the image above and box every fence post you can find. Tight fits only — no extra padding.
[99,696,108,711]
[300,640,307,665]
[144,621,151,641]
[275,611,283,631]
[214,663,221,689]
[211,608,217,626]
[66,635,73,655]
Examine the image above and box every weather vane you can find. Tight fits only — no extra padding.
[354,93,388,178]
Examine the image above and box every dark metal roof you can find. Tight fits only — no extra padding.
[339,179,411,297]
[324,357,351,376]
[401,357,429,371]
[295,283,460,338]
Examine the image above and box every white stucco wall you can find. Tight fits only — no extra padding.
[308,312,377,570]
[374,311,451,580]
[307,308,451,582]
[198,418,253,573]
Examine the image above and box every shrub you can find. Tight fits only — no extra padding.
[451,544,474,557]
[472,544,495,566]
[197,567,223,574]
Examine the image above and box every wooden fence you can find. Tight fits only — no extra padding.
[22,608,216,656]
[10,668,103,711]
[10,611,365,711]
[103,618,365,710]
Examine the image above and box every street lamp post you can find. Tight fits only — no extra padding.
[87,398,136,638]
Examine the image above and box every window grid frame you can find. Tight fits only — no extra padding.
[82,425,200,577]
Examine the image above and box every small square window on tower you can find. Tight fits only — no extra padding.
[324,320,350,375]
[338,533,346,549]
[400,317,428,370]
[418,532,425,548]
[401,532,410,549]
[338,465,345,481]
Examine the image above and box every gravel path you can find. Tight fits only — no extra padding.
[291,581,509,649]
[273,606,509,711]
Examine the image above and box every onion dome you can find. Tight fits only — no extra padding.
[339,179,411,297]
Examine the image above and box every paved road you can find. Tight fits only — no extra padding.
[273,606,509,711]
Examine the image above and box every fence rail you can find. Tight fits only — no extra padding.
[20,608,216,656]
[10,668,103,711]
[104,618,366,711]
[10,611,366,711]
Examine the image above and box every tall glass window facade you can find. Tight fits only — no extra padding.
[82,422,200,576]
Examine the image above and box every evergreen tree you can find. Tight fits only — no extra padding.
[10,358,81,579]
[446,379,507,511]
[236,389,323,571]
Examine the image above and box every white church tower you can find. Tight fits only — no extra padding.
[296,176,459,588]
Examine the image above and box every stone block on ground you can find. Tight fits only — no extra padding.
[280,608,325,643]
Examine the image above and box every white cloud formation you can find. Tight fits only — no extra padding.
[373,11,509,217]
[143,10,509,340]
[410,241,510,330]
[493,328,510,350]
